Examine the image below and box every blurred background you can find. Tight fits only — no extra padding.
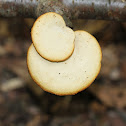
[0,17,126,126]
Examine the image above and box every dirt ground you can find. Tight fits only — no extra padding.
[0,18,126,126]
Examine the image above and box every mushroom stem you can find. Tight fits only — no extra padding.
[0,0,126,22]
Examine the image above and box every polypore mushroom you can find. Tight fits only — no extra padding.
[27,13,102,95]
[31,12,75,62]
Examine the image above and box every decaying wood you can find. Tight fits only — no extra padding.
[0,0,126,23]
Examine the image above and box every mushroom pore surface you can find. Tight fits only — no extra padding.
[31,12,75,62]
[27,31,102,95]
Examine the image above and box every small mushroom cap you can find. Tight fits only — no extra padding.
[31,12,75,62]
[27,31,102,96]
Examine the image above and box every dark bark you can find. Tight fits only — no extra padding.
[0,0,38,18]
[0,0,126,22]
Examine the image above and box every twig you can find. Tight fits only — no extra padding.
[0,0,125,22]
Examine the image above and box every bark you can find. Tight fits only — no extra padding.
[0,0,126,22]
[0,0,37,18]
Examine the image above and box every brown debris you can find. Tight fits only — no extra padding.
[0,16,126,125]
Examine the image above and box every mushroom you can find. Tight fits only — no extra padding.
[31,12,75,62]
[27,13,102,95]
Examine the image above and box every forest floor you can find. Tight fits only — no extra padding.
[0,18,126,126]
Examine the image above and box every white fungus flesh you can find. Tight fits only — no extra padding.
[27,31,102,95]
[31,12,75,62]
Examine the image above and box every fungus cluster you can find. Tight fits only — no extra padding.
[27,12,102,96]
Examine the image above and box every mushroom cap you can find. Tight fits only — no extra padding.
[31,12,75,62]
[27,31,102,96]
